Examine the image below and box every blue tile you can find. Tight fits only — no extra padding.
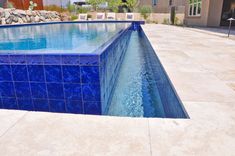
[26,55,43,65]
[64,84,81,100]
[0,82,15,97]
[2,98,18,109]
[0,55,10,64]
[62,66,80,83]
[30,83,47,99]
[18,98,34,111]
[0,98,3,108]
[81,66,100,83]
[0,65,12,81]
[28,65,45,82]
[15,82,31,98]
[33,99,49,112]
[9,55,26,64]
[84,101,101,115]
[66,100,83,114]
[82,84,101,101]
[45,65,62,82]
[62,55,79,65]
[11,65,28,81]
[80,55,99,66]
[47,83,64,99]
[49,100,66,113]
[43,55,61,65]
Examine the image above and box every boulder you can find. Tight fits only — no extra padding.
[26,15,31,22]
[1,18,6,25]
[35,16,40,22]
[18,18,24,24]
[4,11,10,19]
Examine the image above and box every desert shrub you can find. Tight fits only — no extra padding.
[71,15,78,21]
[28,0,37,11]
[162,18,170,24]
[125,0,137,12]
[153,20,158,24]
[67,3,76,13]
[6,1,14,8]
[44,5,66,13]
[77,7,88,13]
[87,14,92,19]
[139,5,152,20]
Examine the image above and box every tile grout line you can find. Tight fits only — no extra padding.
[0,111,29,139]
[147,119,153,156]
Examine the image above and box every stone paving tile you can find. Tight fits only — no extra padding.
[143,24,235,156]
[0,112,151,156]
[0,110,27,137]
[149,102,235,156]
[167,71,235,103]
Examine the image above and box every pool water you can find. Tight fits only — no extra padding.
[0,23,130,54]
[107,30,188,118]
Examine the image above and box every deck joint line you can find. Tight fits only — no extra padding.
[0,111,29,139]
[147,119,153,156]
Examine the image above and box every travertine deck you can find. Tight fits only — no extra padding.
[0,24,235,156]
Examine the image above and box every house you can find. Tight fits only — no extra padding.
[184,0,235,27]
[138,0,185,13]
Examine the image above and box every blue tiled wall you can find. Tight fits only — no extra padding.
[0,23,133,115]
[100,30,132,114]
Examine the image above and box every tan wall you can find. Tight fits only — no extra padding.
[185,0,211,26]
[207,0,223,27]
[139,0,170,13]
[82,12,186,24]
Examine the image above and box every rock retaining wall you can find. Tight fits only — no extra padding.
[0,8,61,25]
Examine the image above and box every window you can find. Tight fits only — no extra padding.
[152,0,157,6]
[189,0,202,16]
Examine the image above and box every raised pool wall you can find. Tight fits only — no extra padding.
[0,22,141,115]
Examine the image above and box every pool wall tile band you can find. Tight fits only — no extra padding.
[0,23,133,115]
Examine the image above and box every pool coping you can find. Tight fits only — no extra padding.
[0,20,145,28]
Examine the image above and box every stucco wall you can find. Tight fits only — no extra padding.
[139,0,170,13]
[207,0,223,27]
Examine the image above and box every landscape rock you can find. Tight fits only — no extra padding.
[0,18,6,25]
[0,8,62,25]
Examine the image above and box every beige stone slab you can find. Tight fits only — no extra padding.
[149,102,235,156]
[0,110,27,137]
[0,112,151,156]
[167,71,235,103]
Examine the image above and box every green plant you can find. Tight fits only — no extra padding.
[162,18,170,24]
[28,0,37,11]
[153,20,158,24]
[67,3,76,13]
[107,0,122,13]
[44,5,66,13]
[77,7,88,13]
[87,0,105,11]
[139,5,152,20]
[6,1,14,8]
[125,0,138,12]
[71,15,78,21]
[87,14,92,19]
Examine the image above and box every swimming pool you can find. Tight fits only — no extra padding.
[0,21,188,118]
